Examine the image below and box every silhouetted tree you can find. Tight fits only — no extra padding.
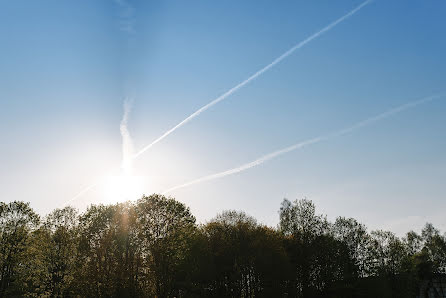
[204,210,289,297]
[279,198,350,297]
[0,197,444,297]
[136,194,197,297]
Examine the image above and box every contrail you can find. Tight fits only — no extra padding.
[61,182,99,208]
[62,99,134,207]
[65,0,372,205]
[133,0,373,159]
[162,93,445,194]
[120,99,134,175]
[114,0,135,34]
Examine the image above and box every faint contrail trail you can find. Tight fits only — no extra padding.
[61,182,99,208]
[121,99,134,175]
[133,0,373,159]
[114,0,135,34]
[162,93,445,194]
[62,99,133,207]
[65,0,371,205]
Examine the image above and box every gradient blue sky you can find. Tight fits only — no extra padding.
[1,0,445,235]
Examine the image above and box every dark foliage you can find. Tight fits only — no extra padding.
[0,196,445,297]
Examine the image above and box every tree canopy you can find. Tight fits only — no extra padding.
[0,196,445,297]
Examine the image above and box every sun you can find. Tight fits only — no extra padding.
[100,174,146,204]
[96,99,150,204]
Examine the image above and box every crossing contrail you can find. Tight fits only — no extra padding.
[133,0,373,159]
[61,182,99,208]
[65,0,372,205]
[162,93,445,194]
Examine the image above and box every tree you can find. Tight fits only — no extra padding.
[75,202,142,297]
[279,198,329,240]
[136,194,197,297]
[0,201,39,297]
[403,231,423,256]
[421,223,446,274]
[0,196,445,297]
[333,217,370,278]
[203,210,289,297]
[41,206,79,296]
[279,198,346,298]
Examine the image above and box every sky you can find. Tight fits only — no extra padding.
[1,0,445,235]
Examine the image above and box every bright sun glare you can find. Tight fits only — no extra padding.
[96,98,149,204]
[101,174,145,204]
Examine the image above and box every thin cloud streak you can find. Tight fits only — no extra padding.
[65,0,372,205]
[63,99,134,207]
[120,99,134,175]
[61,182,99,208]
[114,0,135,34]
[162,93,445,194]
[133,0,373,159]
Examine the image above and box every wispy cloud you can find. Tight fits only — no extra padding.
[133,0,373,159]
[162,93,445,194]
[114,0,135,34]
[62,99,134,207]
[120,99,134,175]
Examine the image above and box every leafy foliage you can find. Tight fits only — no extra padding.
[0,196,444,297]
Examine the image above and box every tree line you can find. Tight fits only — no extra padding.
[1,195,445,297]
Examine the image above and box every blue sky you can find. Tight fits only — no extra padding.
[1,0,445,235]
